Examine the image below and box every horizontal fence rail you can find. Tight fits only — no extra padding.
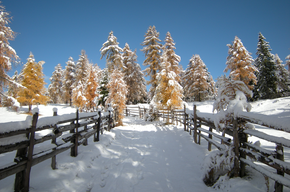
[0,108,114,192]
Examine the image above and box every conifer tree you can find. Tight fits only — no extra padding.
[72,50,89,111]
[123,43,147,104]
[48,64,63,103]
[286,55,290,72]
[3,71,19,108]
[183,55,213,101]
[100,31,124,73]
[253,33,278,100]
[85,64,99,111]
[62,57,75,106]
[141,26,162,99]
[273,54,290,97]
[163,32,182,82]
[0,3,19,103]
[17,53,48,111]
[106,69,127,126]
[98,68,109,106]
[152,53,183,110]
[224,36,257,91]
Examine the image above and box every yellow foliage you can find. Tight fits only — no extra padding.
[17,53,48,111]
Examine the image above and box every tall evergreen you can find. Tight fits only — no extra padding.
[253,33,278,100]
[62,57,76,106]
[100,31,124,73]
[0,3,19,103]
[98,68,109,106]
[273,54,290,97]
[123,43,147,104]
[163,32,182,82]
[72,50,90,111]
[48,64,63,103]
[141,26,162,99]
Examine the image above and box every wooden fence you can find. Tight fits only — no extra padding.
[0,108,114,192]
[125,104,290,192]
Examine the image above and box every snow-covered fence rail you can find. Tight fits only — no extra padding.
[0,108,114,192]
[189,105,290,192]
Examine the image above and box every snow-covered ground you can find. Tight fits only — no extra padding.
[0,97,289,192]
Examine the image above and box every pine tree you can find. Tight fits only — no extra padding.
[85,64,99,111]
[72,50,89,111]
[141,26,162,99]
[163,32,182,82]
[286,55,290,72]
[106,69,127,126]
[48,63,63,103]
[273,54,290,97]
[183,55,213,101]
[98,68,109,106]
[100,31,124,73]
[123,43,147,104]
[253,33,278,100]
[224,36,257,91]
[152,53,183,110]
[17,53,48,112]
[0,3,19,103]
[62,57,75,106]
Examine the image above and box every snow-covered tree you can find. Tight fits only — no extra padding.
[213,76,252,130]
[141,26,162,99]
[224,36,257,91]
[183,55,214,101]
[85,64,99,111]
[2,71,19,108]
[273,54,290,97]
[72,50,90,111]
[17,53,48,112]
[286,54,290,72]
[100,31,124,73]
[163,32,182,82]
[106,69,127,126]
[0,3,19,104]
[48,63,63,103]
[98,68,109,106]
[123,43,147,104]
[151,52,183,110]
[62,57,75,106]
[253,33,278,100]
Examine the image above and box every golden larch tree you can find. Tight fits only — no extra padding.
[106,69,127,126]
[141,26,162,99]
[225,36,257,90]
[152,54,183,110]
[85,64,99,111]
[17,53,48,111]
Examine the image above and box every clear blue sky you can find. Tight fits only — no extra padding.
[2,0,290,87]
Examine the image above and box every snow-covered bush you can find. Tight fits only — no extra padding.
[145,104,159,121]
[213,76,252,131]
[202,146,235,186]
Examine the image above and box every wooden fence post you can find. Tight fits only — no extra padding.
[274,144,284,192]
[239,131,247,177]
[71,109,79,157]
[83,124,88,146]
[51,108,57,170]
[193,105,197,143]
[23,112,38,192]
[183,104,187,131]
[94,110,101,142]
[208,127,212,151]
[232,118,240,177]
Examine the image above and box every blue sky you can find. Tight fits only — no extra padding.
[2,0,290,88]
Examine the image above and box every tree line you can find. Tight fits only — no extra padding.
[0,3,290,125]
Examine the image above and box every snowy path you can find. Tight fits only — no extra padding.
[0,117,210,192]
[1,116,267,192]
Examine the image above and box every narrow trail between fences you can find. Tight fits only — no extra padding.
[16,116,211,192]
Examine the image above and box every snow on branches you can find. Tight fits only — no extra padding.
[213,76,252,131]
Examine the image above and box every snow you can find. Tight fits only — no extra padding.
[0,98,290,191]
